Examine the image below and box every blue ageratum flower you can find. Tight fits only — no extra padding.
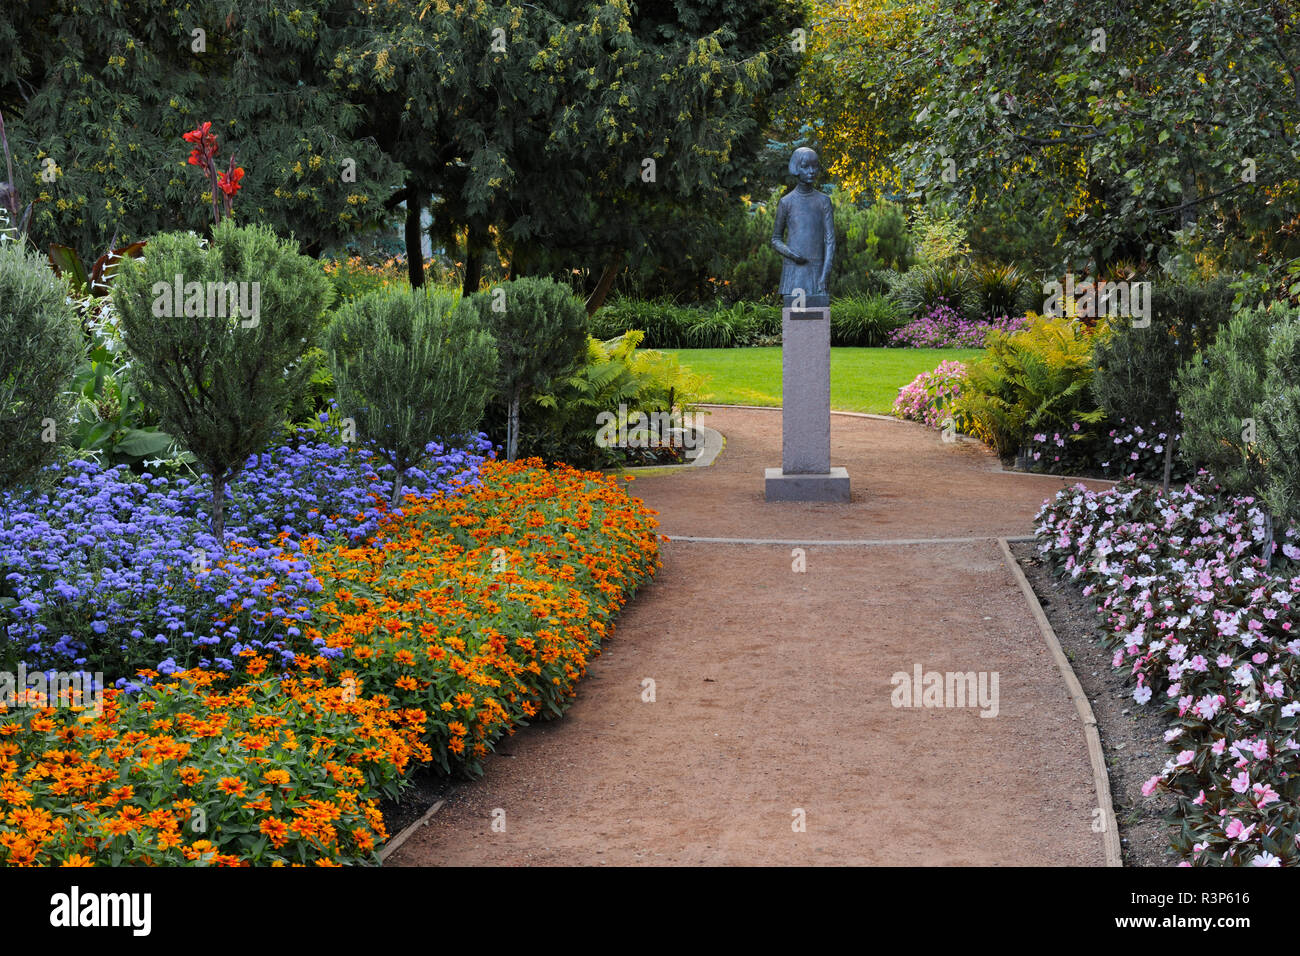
[0,428,494,681]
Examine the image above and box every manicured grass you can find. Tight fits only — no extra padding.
[665,347,984,415]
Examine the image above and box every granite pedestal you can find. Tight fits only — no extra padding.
[764,303,851,502]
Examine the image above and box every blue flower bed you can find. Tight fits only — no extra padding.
[0,430,493,686]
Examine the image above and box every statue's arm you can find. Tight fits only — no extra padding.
[770,200,805,263]
[819,198,835,292]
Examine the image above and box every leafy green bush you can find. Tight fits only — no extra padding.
[603,299,694,348]
[1092,274,1234,488]
[832,197,914,297]
[462,277,589,460]
[910,203,970,267]
[955,316,1105,461]
[1259,308,1300,529]
[112,220,333,538]
[326,286,498,507]
[66,343,189,472]
[321,253,410,304]
[0,240,84,490]
[1175,304,1273,501]
[830,293,904,346]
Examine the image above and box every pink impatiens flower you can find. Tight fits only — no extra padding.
[1252,783,1280,807]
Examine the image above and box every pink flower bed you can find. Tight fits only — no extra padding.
[887,301,1026,348]
[1036,477,1300,866]
[893,359,968,428]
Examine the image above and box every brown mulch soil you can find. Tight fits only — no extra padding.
[1009,540,1178,867]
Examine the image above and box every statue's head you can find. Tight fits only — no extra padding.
[788,147,820,186]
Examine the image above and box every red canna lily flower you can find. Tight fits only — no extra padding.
[182,121,212,144]
[217,167,244,197]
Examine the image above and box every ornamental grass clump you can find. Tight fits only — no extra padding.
[0,241,84,491]
[112,220,333,540]
[326,287,499,509]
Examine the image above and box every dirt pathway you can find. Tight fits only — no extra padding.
[388,407,1115,866]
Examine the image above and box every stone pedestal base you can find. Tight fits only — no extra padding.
[764,466,851,503]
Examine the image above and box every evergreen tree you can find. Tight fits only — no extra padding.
[326,287,499,508]
[2,0,402,257]
[111,220,333,539]
[461,277,589,461]
[0,240,84,490]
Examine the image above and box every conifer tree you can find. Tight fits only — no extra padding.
[112,220,332,539]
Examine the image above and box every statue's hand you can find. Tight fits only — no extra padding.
[792,254,809,265]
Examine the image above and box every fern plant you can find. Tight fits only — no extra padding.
[955,316,1106,460]
[529,331,708,468]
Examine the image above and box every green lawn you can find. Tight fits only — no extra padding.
[665,347,983,415]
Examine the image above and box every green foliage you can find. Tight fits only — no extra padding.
[0,240,83,490]
[66,343,190,473]
[591,298,785,349]
[112,220,333,537]
[970,262,1035,319]
[884,263,974,319]
[901,0,1300,268]
[594,293,902,349]
[1175,305,1273,499]
[910,204,970,267]
[48,241,147,301]
[320,254,410,305]
[4,0,402,257]
[326,286,498,508]
[528,332,707,469]
[830,293,904,346]
[615,191,914,305]
[1092,275,1235,435]
[461,277,588,460]
[955,316,1105,459]
[1258,309,1300,526]
[338,0,799,291]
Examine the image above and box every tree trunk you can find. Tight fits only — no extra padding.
[211,474,225,542]
[507,390,521,462]
[404,183,426,288]
[390,464,405,510]
[585,254,623,316]
[462,221,485,299]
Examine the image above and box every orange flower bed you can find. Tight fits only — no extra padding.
[244,458,662,776]
[0,671,424,866]
[0,458,660,864]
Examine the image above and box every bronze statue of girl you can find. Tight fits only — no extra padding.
[771,147,835,307]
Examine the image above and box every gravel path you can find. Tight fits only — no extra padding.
[388,407,1116,866]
